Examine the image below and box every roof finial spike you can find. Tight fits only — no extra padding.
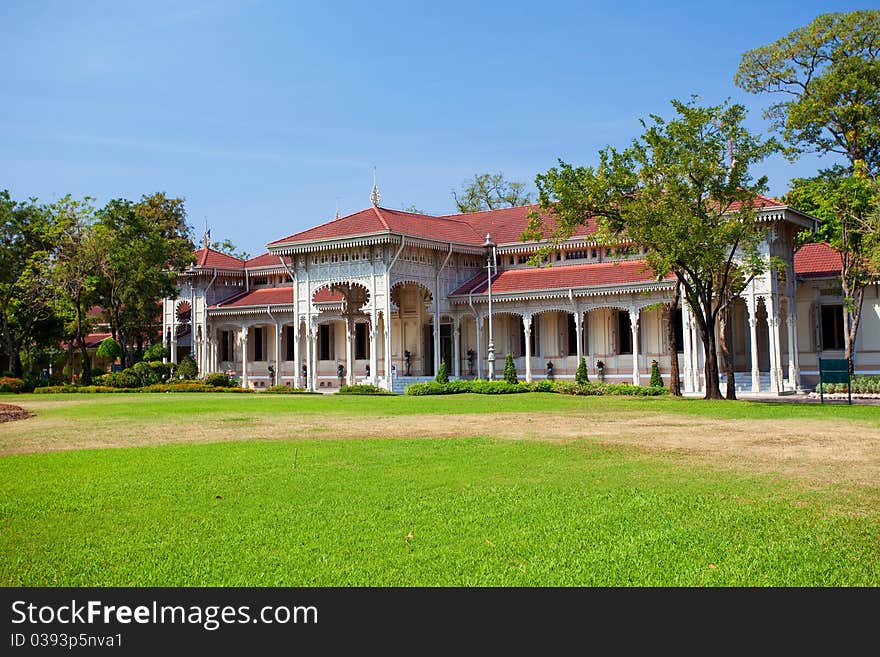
[202,216,211,250]
[335,197,340,220]
[370,167,381,207]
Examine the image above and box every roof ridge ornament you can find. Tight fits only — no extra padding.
[202,216,211,250]
[370,167,381,206]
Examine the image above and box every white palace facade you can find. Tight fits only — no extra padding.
[162,192,880,394]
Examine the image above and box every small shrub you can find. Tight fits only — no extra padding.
[149,361,173,382]
[650,360,663,388]
[176,357,198,380]
[338,384,393,395]
[204,372,236,388]
[0,377,26,393]
[575,358,589,384]
[94,371,140,389]
[90,367,105,379]
[503,353,518,384]
[435,360,449,384]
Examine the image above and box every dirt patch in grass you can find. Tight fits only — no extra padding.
[0,403,33,423]
[2,404,878,488]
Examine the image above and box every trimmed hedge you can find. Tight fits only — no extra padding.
[33,384,255,394]
[203,372,236,388]
[338,384,394,395]
[405,379,668,397]
[263,385,320,394]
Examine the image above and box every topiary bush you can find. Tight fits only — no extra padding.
[264,385,319,394]
[96,337,121,361]
[95,371,140,388]
[575,357,589,384]
[435,360,449,384]
[503,353,518,384]
[405,379,668,397]
[149,361,173,382]
[650,359,663,388]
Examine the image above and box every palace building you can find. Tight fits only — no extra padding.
[162,188,880,394]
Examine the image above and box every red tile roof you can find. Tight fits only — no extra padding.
[212,287,295,308]
[725,194,784,212]
[312,288,344,302]
[794,242,842,278]
[193,247,245,269]
[267,206,485,246]
[84,332,113,348]
[245,253,291,268]
[451,260,672,296]
[446,205,598,244]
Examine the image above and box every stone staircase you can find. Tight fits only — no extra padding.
[718,372,796,394]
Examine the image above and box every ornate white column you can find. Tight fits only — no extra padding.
[345,319,354,386]
[766,296,782,394]
[309,325,318,392]
[433,311,441,376]
[629,307,640,386]
[239,326,249,389]
[523,314,533,383]
[452,317,461,379]
[369,319,378,386]
[574,311,583,364]
[787,309,800,391]
[681,303,694,392]
[274,323,281,387]
[475,316,484,379]
[293,322,302,388]
[747,297,760,393]
[384,321,392,392]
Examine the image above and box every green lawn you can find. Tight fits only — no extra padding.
[1,393,878,586]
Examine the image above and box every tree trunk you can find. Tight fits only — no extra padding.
[79,342,92,385]
[664,282,682,396]
[696,307,723,400]
[843,288,865,376]
[719,303,736,400]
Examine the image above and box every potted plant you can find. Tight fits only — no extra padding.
[596,360,605,383]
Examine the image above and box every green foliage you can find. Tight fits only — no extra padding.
[405,379,667,397]
[452,172,532,213]
[735,10,880,173]
[650,360,663,388]
[530,98,778,399]
[264,385,319,394]
[503,353,518,384]
[210,238,249,261]
[435,360,449,384]
[0,376,26,393]
[203,372,236,388]
[96,337,121,360]
[33,383,254,394]
[175,356,198,380]
[95,371,140,389]
[817,375,880,395]
[130,361,158,386]
[149,361,172,382]
[338,384,394,395]
[143,343,170,362]
[575,357,589,384]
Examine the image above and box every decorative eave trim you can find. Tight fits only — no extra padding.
[449,279,675,304]
[207,304,295,317]
[267,231,485,255]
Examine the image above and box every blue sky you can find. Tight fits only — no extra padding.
[0,0,867,256]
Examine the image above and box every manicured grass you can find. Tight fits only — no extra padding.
[1,436,878,586]
[6,391,880,424]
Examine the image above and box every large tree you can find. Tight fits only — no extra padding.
[0,191,66,378]
[452,173,532,213]
[784,173,879,372]
[94,194,192,367]
[735,9,880,175]
[526,99,778,399]
[52,197,104,385]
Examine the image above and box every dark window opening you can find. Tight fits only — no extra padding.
[254,327,264,361]
[319,324,332,361]
[530,315,540,356]
[567,314,578,356]
[517,320,525,357]
[674,312,684,353]
[221,330,232,361]
[618,311,632,354]
[821,305,845,351]
[286,327,295,361]
[355,323,369,360]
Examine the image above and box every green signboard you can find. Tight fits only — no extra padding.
[819,358,852,404]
